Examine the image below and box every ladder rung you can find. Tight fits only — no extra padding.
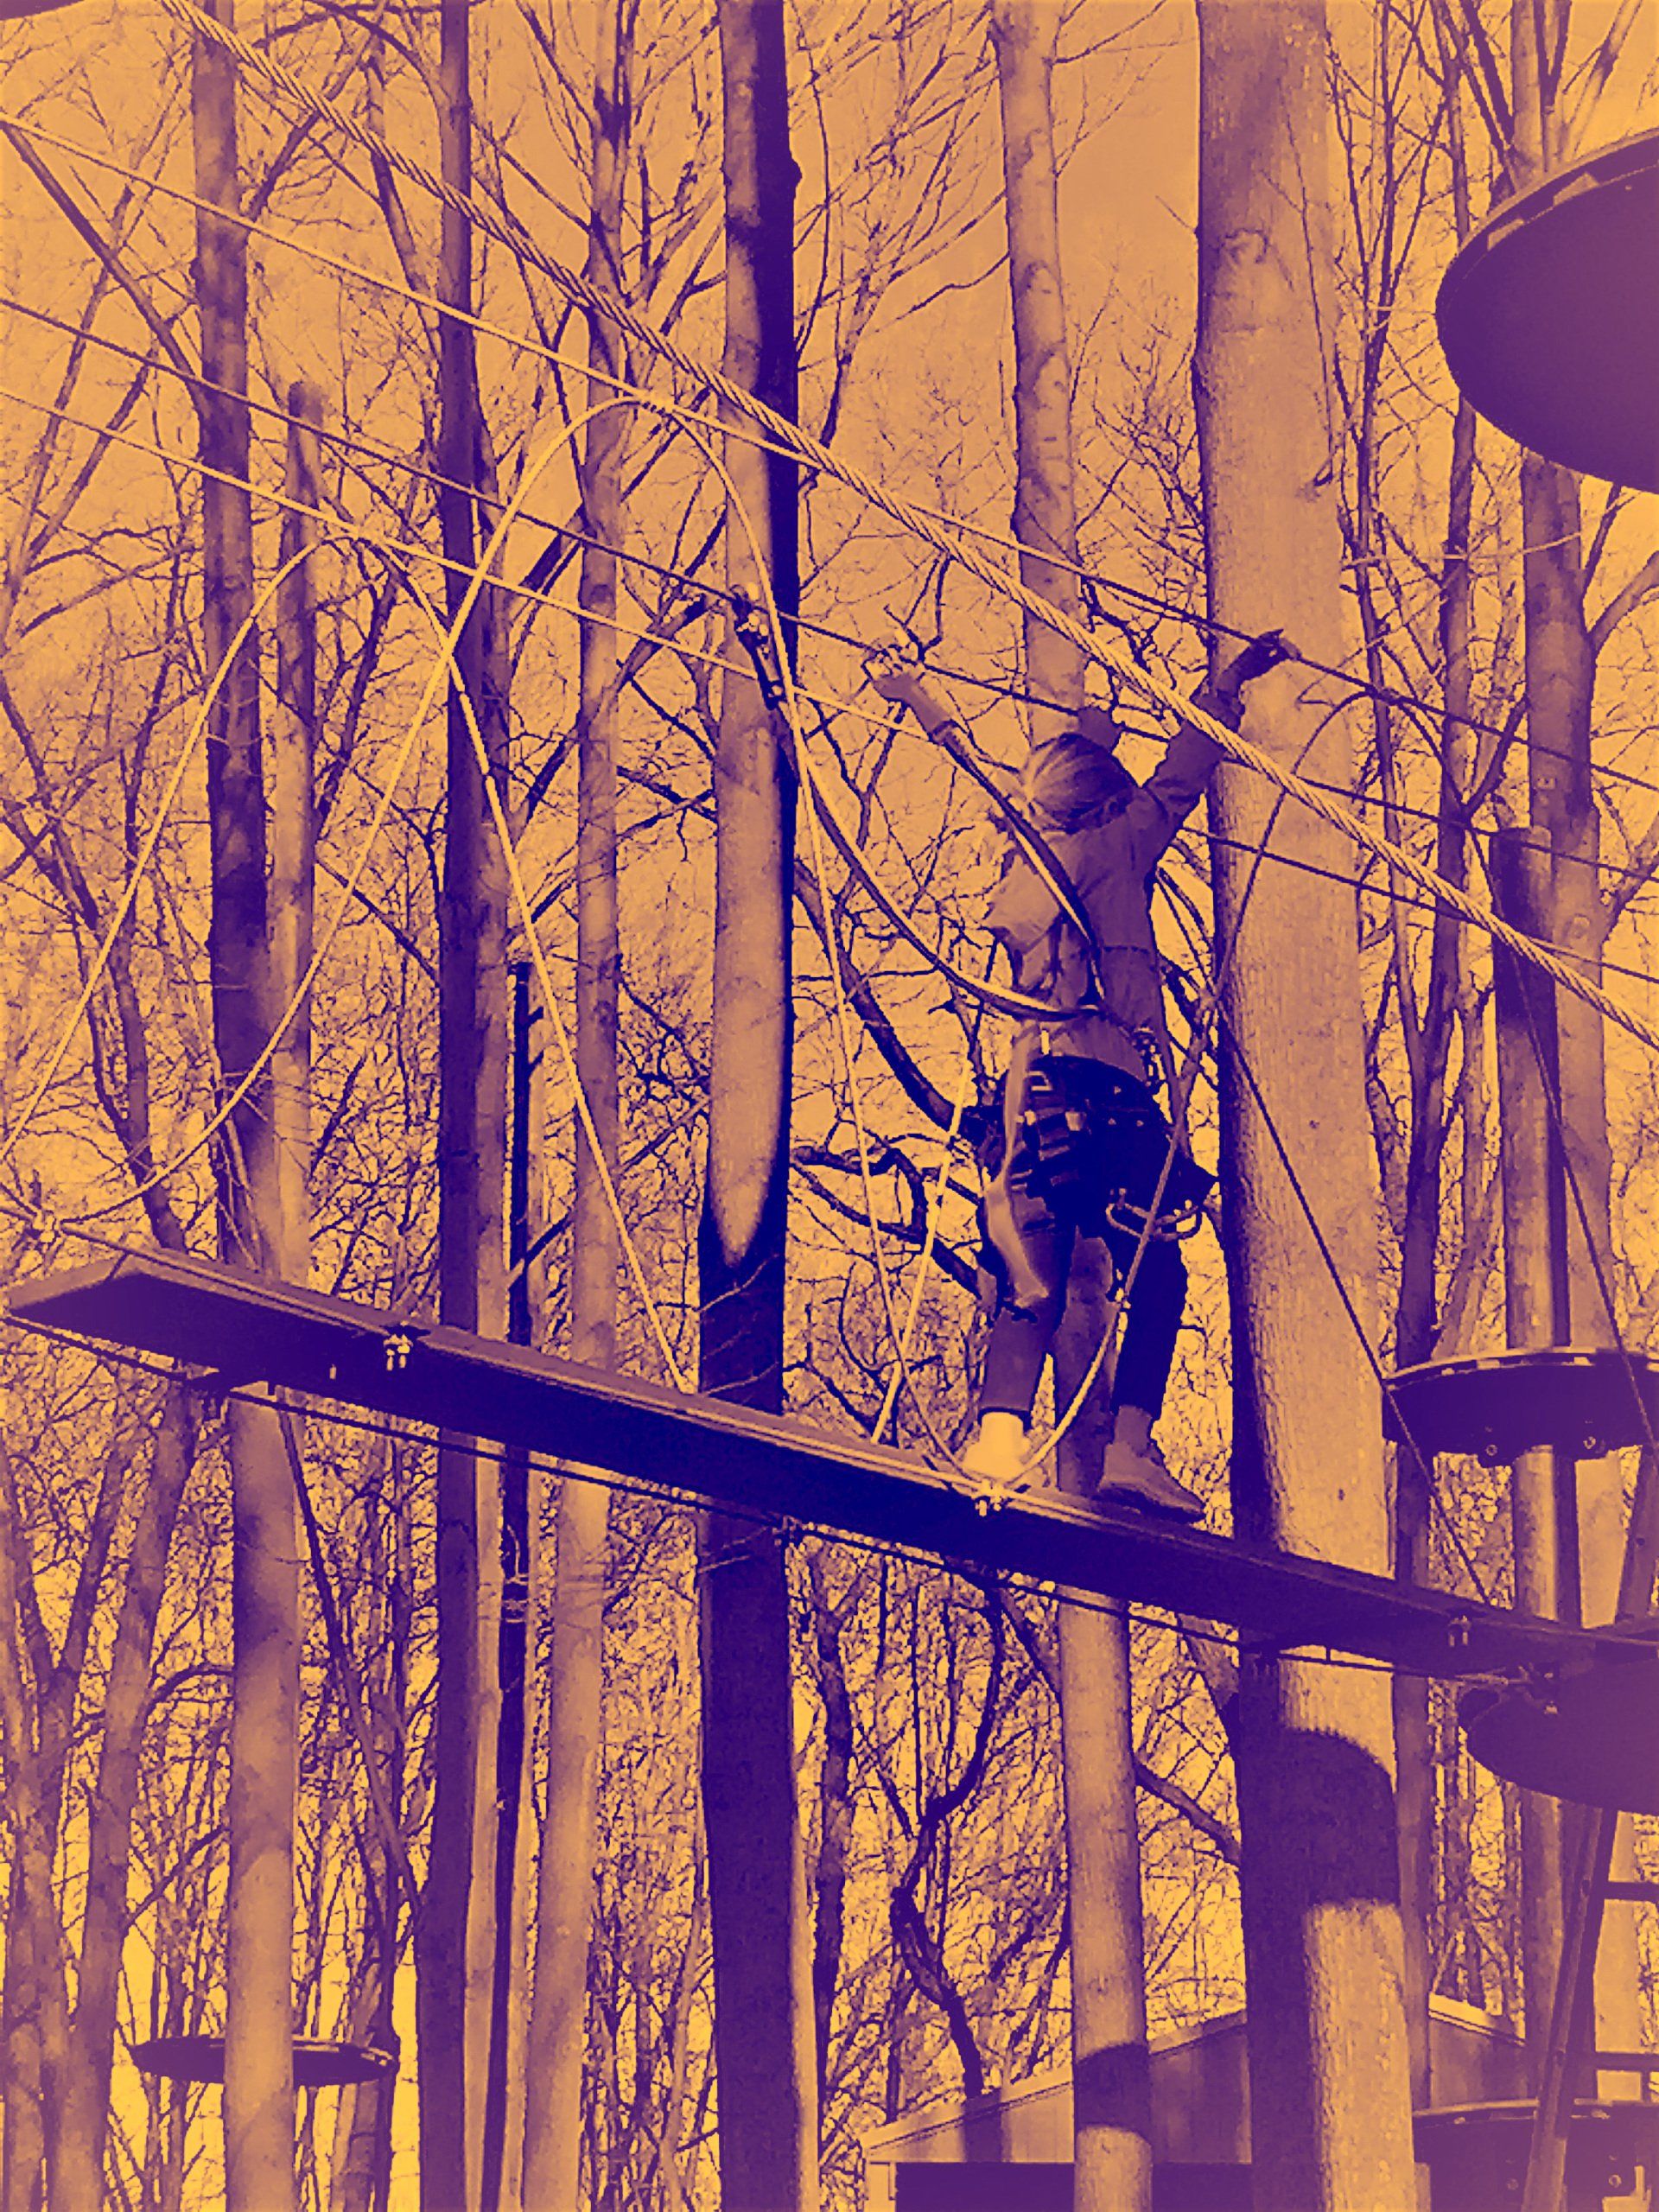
[1589,2050,1659,2070]
[1602,1882,1659,1904]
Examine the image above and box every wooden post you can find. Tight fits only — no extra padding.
[696,4,816,2207]
[1193,5,1416,2207]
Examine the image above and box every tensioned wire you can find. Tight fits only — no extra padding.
[7,359,1655,1414]
[7,107,1654,817]
[0,366,1143,1468]
[0,385,975,1411]
[0,52,1637,1814]
[9,362,1659,1058]
[1154,878,1497,1610]
[10,37,1657,1479]
[0,406,1192,1480]
[6,375,1654,1459]
[67,6,1659,1072]
[0,532,342,1185]
[0,421,700,1383]
[590,397,978,1451]
[15,265,1659,915]
[0,377,1104,1024]
[1390,664,1659,1487]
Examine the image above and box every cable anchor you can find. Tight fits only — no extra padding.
[730,589,786,713]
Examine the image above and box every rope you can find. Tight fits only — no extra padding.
[396,535,692,1391]
[18,340,1649,1019]
[8,107,1658,817]
[124,2,1659,1071]
[19,266,1659,908]
[0,382,1117,1031]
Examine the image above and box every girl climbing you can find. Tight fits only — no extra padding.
[866,630,1292,1516]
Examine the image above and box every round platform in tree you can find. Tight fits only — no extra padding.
[130,2035,398,2089]
[1414,2101,1659,2207]
[1461,1638,1659,1813]
[1383,1345,1659,1464]
[1437,130,1659,493]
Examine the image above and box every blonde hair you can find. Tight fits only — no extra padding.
[1023,732,1136,830]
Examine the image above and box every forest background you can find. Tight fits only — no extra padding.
[0,0,1657,2209]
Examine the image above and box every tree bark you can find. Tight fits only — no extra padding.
[523,12,632,2202]
[988,0,1089,748]
[484,964,535,2212]
[1492,831,1571,2063]
[52,1389,196,2212]
[696,6,816,2208]
[1053,1287,1153,2212]
[192,10,301,2205]
[1194,6,1415,2207]
[988,9,1149,2206]
[417,4,510,2205]
[1504,0,1639,2089]
[270,383,321,1273]
[1382,28,1480,2110]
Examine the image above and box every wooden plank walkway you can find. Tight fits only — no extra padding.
[3,1247,1607,1677]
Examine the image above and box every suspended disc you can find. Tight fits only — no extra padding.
[130,2035,398,2088]
[1461,1643,1659,1813]
[1437,130,1659,493]
[1383,1346,1659,1464]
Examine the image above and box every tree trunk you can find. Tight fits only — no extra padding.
[485,964,535,2212]
[1053,1290,1153,2212]
[417,4,510,2205]
[1492,831,1571,2063]
[53,1389,196,2212]
[1193,6,1415,2207]
[270,383,320,1270]
[988,9,1149,2206]
[1383,29,1480,2104]
[988,0,1089,747]
[696,5,816,2208]
[523,14,632,2200]
[192,10,301,2205]
[1504,0,1638,2088]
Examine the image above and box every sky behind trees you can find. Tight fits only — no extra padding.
[1,3,1657,2208]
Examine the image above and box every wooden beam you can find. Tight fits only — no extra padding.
[3,1247,1607,1676]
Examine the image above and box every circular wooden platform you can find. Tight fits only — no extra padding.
[130,2035,398,2089]
[1414,2101,1658,2206]
[1437,130,1659,492]
[1383,1346,1659,1464]
[1461,1641,1659,1813]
